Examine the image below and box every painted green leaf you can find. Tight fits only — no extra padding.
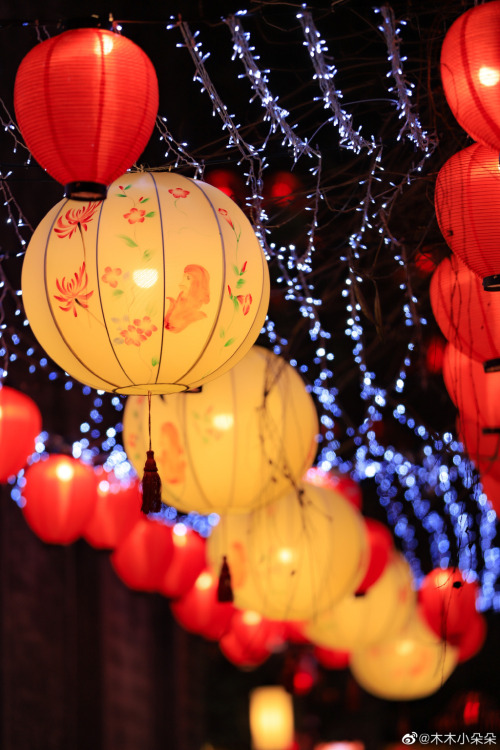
[124,185,132,190]
[139,197,150,203]
[224,337,236,347]
[112,289,124,296]
[116,194,127,198]
[232,264,239,275]
[151,357,159,367]
[233,297,240,311]
[236,278,245,288]
[145,211,156,218]
[219,328,225,338]
[117,235,138,247]
[143,249,152,260]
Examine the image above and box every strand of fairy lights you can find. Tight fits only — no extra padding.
[0,7,495,603]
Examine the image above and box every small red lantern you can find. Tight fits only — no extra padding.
[304,466,363,510]
[14,28,159,200]
[21,454,98,544]
[425,335,447,374]
[314,645,350,670]
[219,610,283,668]
[458,418,500,480]
[82,469,142,549]
[431,255,500,372]
[265,171,303,207]
[204,169,245,204]
[159,523,206,599]
[355,518,393,595]
[170,568,235,641]
[0,386,41,481]
[443,343,500,429]
[441,1,500,151]
[419,568,479,643]
[110,517,174,592]
[435,143,500,290]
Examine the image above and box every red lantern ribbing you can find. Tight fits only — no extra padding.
[435,143,500,290]
[443,343,500,430]
[441,1,500,151]
[430,255,500,372]
[14,28,158,200]
[21,454,98,544]
[0,386,41,482]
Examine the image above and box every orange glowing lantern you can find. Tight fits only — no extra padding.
[435,143,500,290]
[441,1,500,151]
[21,454,98,544]
[14,28,159,199]
[0,386,42,482]
[159,523,206,599]
[110,517,174,592]
[82,469,142,549]
[170,568,235,641]
[431,255,500,371]
[419,567,479,644]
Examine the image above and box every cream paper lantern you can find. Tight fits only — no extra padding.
[349,610,459,700]
[207,481,368,621]
[21,172,269,394]
[249,686,294,750]
[304,552,416,652]
[122,346,319,513]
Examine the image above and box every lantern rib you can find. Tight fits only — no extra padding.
[148,172,166,389]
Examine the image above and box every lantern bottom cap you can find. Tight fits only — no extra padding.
[114,382,191,395]
[64,181,107,201]
[483,274,500,292]
[484,358,500,373]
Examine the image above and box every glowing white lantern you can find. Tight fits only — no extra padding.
[249,686,294,750]
[123,346,319,513]
[21,172,269,394]
[207,481,368,621]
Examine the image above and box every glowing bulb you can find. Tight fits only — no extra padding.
[242,610,262,626]
[479,66,500,87]
[96,35,115,56]
[277,547,294,564]
[55,461,74,482]
[98,480,110,494]
[173,522,188,546]
[212,413,234,430]
[195,571,213,590]
[395,639,414,657]
[133,269,159,288]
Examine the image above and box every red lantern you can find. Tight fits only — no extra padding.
[21,454,98,544]
[14,28,158,200]
[355,518,393,595]
[159,523,206,599]
[443,343,500,429]
[425,335,446,374]
[435,143,500,290]
[0,386,41,481]
[314,645,350,670]
[479,472,500,516]
[441,1,500,150]
[431,255,500,371]
[419,568,479,643]
[204,169,245,204]
[219,609,284,668]
[265,171,303,207]
[458,418,500,480]
[170,568,235,640]
[110,517,174,592]
[82,469,142,549]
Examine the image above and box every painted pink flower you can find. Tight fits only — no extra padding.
[54,202,101,239]
[218,207,234,229]
[101,266,122,288]
[133,316,157,338]
[120,324,148,347]
[168,188,190,199]
[54,262,94,317]
[124,207,146,224]
[237,293,252,315]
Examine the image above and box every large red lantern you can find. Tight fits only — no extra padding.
[0,386,41,481]
[21,454,98,544]
[14,28,158,199]
[419,568,479,644]
[110,517,174,592]
[435,143,500,289]
[431,255,500,372]
[441,1,500,151]
[170,568,235,641]
[456,612,487,663]
[458,418,500,480]
[159,523,206,599]
[443,343,500,429]
[82,469,142,549]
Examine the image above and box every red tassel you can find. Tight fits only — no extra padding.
[217,555,234,603]
[141,449,162,515]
